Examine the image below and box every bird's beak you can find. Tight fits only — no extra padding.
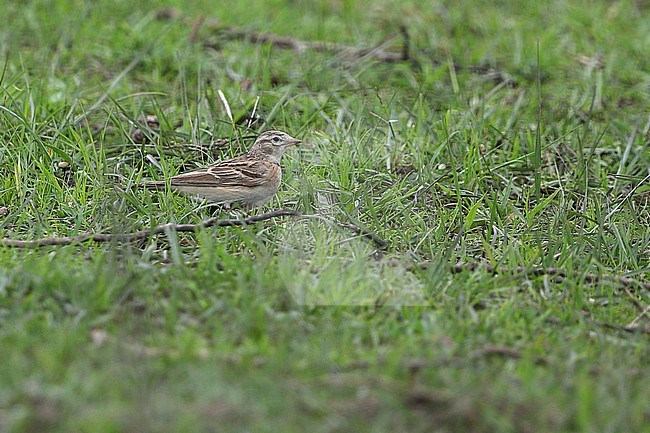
[288,138,302,146]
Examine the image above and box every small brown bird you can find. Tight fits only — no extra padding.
[145,130,301,207]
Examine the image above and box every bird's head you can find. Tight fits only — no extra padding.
[248,130,301,164]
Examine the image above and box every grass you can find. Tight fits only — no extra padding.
[1,0,649,431]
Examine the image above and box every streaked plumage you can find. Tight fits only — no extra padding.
[145,130,300,207]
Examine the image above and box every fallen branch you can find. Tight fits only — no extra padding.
[170,10,411,63]
[155,8,411,61]
[402,260,650,291]
[338,345,549,375]
[215,27,410,62]
[622,286,649,313]
[1,209,300,249]
[221,27,344,52]
[155,8,521,84]
[403,346,548,371]
[338,222,388,250]
[188,15,205,45]
[626,305,650,329]
[546,316,650,335]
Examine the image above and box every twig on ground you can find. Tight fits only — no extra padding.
[1,209,300,249]
[622,286,648,313]
[188,15,205,44]
[626,305,650,329]
[155,8,519,82]
[175,11,411,63]
[338,344,549,374]
[399,25,410,63]
[403,344,550,371]
[403,261,650,291]
[212,26,410,62]
[338,222,388,250]
[546,316,650,335]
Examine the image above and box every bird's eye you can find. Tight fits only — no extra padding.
[272,136,280,143]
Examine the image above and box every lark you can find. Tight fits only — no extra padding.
[145,130,301,207]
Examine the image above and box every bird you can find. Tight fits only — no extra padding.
[144,130,301,208]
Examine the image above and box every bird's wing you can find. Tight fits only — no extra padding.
[169,157,277,188]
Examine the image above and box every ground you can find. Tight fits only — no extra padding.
[0,0,649,432]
